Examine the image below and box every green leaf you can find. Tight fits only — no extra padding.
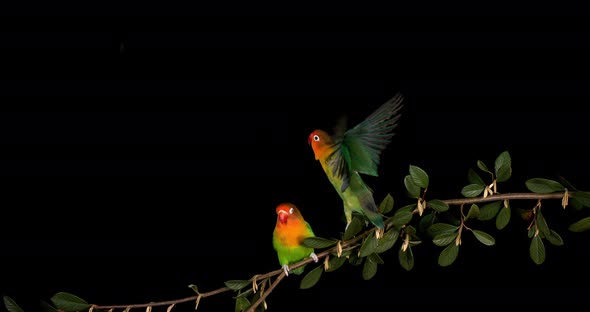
[338,250,352,258]
[571,198,585,211]
[478,201,502,221]
[525,178,565,193]
[446,215,461,226]
[468,168,486,186]
[546,229,564,246]
[4,296,24,312]
[234,288,254,299]
[40,300,59,312]
[536,210,551,237]
[528,226,535,238]
[477,160,491,173]
[428,199,449,212]
[409,239,422,247]
[569,216,590,232]
[391,204,414,227]
[50,292,90,312]
[392,211,413,227]
[558,175,580,192]
[465,204,480,220]
[496,206,511,230]
[404,175,420,198]
[405,224,417,236]
[438,243,459,267]
[496,166,512,183]
[235,297,250,312]
[398,246,414,271]
[419,212,436,233]
[409,165,429,189]
[348,252,364,266]
[432,231,459,247]
[343,215,363,240]
[472,230,495,246]
[299,265,323,289]
[378,193,395,214]
[369,253,384,264]
[529,235,546,265]
[359,232,378,257]
[326,255,347,272]
[461,184,485,198]
[572,192,590,207]
[362,257,378,280]
[494,151,512,182]
[188,284,199,293]
[427,223,459,237]
[432,232,458,247]
[303,237,338,249]
[224,280,251,291]
[375,228,399,253]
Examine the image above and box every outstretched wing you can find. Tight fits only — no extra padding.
[330,93,404,191]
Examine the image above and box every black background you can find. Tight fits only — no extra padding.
[2,7,590,312]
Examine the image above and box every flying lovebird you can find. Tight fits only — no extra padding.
[308,92,404,230]
[272,202,319,276]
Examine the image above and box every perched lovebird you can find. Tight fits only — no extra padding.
[308,93,404,230]
[272,202,319,276]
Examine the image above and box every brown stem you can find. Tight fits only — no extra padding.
[92,286,230,310]
[247,271,286,312]
[92,191,571,311]
[92,228,372,311]
[441,192,568,206]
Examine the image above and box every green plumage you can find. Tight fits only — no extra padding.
[310,93,404,230]
[273,204,316,275]
[331,93,404,192]
[272,222,315,275]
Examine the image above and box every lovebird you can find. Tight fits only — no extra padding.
[308,92,404,230]
[272,202,319,276]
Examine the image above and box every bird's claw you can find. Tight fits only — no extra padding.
[282,264,290,276]
[310,252,319,263]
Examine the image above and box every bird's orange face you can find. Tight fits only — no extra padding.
[308,130,323,146]
[276,203,296,224]
[308,130,332,160]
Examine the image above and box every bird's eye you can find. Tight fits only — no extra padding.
[313,134,320,142]
[289,207,294,214]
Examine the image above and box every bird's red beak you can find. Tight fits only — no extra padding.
[278,210,288,223]
[307,135,312,145]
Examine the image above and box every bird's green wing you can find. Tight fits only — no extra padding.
[343,92,403,175]
[304,221,316,238]
[329,93,404,192]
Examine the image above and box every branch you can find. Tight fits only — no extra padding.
[92,286,230,310]
[92,223,375,311]
[246,271,286,312]
[441,192,568,206]
[90,191,572,311]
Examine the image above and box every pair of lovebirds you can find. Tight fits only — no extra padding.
[273,92,404,276]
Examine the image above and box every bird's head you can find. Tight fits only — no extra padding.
[276,202,301,224]
[308,130,332,159]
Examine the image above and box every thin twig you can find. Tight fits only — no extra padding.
[92,229,372,311]
[247,271,286,312]
[91,191,572,311]
[441,192,569,206]
[93,287,231,310]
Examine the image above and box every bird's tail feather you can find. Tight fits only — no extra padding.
[290,265,306,275]
[364,208,384,229]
